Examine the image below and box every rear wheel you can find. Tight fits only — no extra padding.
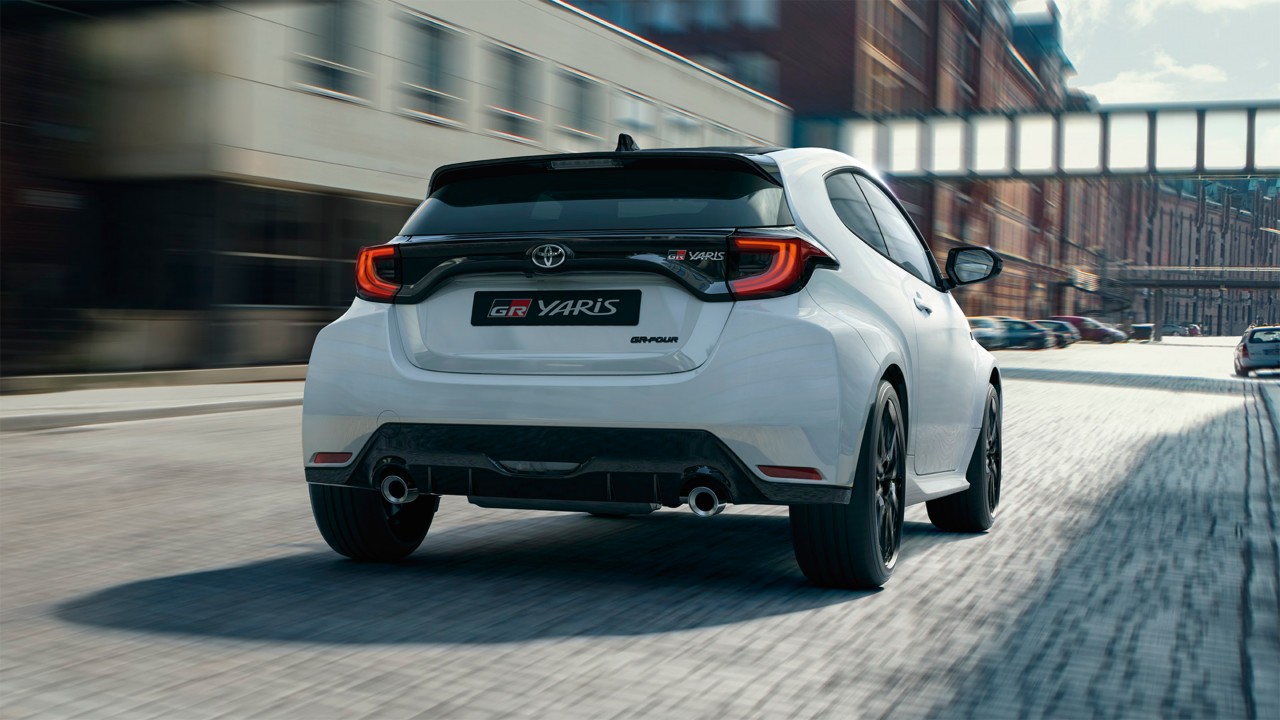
[927,384,1001,532]
[1235,365,1250,378]
[789,380,905,589]
[309,484,436,561]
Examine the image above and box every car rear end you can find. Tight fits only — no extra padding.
[303,151,867,515]
[1238,326,1280,374]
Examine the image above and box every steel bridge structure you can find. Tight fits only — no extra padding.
[816,101,1280,180]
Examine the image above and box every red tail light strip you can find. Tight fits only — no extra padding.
[356,245,400,302]
[311,452,353,465]
[729,235,836,300]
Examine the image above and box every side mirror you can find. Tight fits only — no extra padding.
[945,246,1003,288]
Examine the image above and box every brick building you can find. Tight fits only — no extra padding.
[576,0,1112,320]
[580,1,1280,333]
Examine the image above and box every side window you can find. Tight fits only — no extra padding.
[824,172,889,256]
[855,176,937,285]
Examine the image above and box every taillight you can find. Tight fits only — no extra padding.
[356,245,400,302]
[728,235,837,299]
[1240,343,1249,358]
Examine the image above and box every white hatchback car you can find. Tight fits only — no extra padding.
[303,143,1005,589]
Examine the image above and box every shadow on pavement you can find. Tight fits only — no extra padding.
[922,394,1262,718]
[57,512,969,644]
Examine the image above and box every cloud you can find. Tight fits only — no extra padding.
[1077,48,1227,103]
[1130,0,1280,25]
[1057,0,1280,31]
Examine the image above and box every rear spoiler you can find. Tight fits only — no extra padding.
[427,151,782,195]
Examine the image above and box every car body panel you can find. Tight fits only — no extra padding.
[304,147,998,511]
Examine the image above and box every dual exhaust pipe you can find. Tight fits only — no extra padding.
[378,465,727,517]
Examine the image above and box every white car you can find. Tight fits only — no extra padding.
[303,142,1005,589]
[1236,326,1280,376]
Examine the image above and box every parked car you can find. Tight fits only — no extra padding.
[1034,319,1078,347]
[303,142,1008,590]
[1131,323,1188,340]
[990,316,1054,349]
[1051,315,1127,343]
[1235,326,1280,377]
[968,317,1008,349]
[1179,323,1203,336]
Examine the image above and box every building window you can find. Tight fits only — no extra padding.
[487,46,541,142]
[296,1,370,100]
[729,51,778,95]
[649,0,685,32]
[614,91,655,132]
[558,70,603,137]
[666,110,703,147]
[696,0,728,29]
[739,0,778,29]
[400,14,465,123]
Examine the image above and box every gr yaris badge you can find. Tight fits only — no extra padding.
[530,244,569,269]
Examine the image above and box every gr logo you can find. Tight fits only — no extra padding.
[487,298,532,318]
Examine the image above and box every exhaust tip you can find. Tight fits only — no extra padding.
[380,474,419,505]
[685,486,724,517]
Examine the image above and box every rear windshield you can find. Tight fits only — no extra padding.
[1249,328,1280,343]
[401,167,792,235]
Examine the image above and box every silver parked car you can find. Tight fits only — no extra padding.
[968,317,1008,349]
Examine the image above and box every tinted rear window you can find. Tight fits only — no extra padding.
[401,167,792,235]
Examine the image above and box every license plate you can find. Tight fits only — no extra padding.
[1264,348,1279,356]
[471,290,641,326]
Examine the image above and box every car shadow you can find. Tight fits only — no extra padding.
[56,511,964,645]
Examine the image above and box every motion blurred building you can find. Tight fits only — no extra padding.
[1,0,787,374]
[579,0,1277,330]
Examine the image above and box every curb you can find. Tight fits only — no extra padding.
[0,365,308,396]
[0,396,303,432]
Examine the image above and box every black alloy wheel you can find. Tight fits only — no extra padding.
[983,390,1002,515]
[874,395,906,567]
[790,380,905,589]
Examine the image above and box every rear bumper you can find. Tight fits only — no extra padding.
[303,296,882,500]
[1239,355,1280,370]
[305,423,850,506]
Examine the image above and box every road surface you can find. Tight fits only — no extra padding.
[2,339,1276,718]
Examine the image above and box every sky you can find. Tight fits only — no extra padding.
[1012,0,1280,104]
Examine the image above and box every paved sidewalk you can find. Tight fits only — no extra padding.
[0,382,304,432]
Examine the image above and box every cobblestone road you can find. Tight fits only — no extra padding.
[1,341,1276,719]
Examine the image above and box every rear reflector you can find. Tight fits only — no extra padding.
[729,235,836,299]
[312,452,353,465]
[758,465,824,480]
[356,245,400,302]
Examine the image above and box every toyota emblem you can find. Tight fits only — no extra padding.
[530,243,569,269]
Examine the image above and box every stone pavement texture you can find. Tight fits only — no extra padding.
[0,341,1276,719]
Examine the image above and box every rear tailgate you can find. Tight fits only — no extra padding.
[392,233,734,374]
[385,152,794,376]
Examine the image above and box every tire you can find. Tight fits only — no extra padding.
[1235,365,1250,378]
[789,380,906,589]
[309,483,436,561]
[927,384,1001,532]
